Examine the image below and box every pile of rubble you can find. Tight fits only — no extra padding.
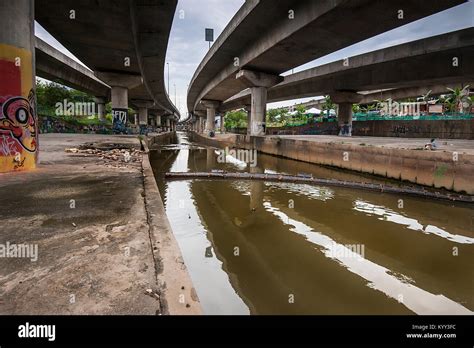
[65,146,143,167]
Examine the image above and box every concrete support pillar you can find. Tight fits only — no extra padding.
[133,101,154,134]
[337,103,352,136]
[250,87,267,136]
[244,105,251,135]
[166,118,171,131]
[156,115,161,128]
[138,107,148,126]
[201,100,221,134]
[94,97,106,121]
[206,108,215,132]
[110,86,128,128]
[220,114,225,133]
[111,87,127,110]
[331,91,363,137]
[196,117,201,132]
[134,114,138,126]
[0,0,37,172]
[195,112,206,133]
[96,72,142,130]
[236,69,282,137]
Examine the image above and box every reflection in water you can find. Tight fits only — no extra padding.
[151,133,474,315]
[354,200,474,244]
[265,202,471,315]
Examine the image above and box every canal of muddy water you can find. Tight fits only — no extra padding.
[150,132,474,315]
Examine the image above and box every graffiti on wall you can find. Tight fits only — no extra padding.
[391,125,422,135]
[112,108,128,134]
[0,43,37,172]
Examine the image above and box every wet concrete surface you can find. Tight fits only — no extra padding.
[0,133,200,314]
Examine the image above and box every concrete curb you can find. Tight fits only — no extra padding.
[140,138,202,315]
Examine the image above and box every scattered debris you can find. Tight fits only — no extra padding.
[65,148,79,153]
[65,145,143,168]
[144,288,162,302]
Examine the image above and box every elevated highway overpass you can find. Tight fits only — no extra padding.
[35,37,111,120]
[187,0,466,136]
[36,0,180,130]
[35,36,178,129]
[221,28,474,110]
[35,37,110,99]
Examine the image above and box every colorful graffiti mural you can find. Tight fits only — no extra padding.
[0,43,37,172]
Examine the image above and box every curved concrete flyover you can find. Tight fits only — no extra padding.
[188,0,466,115]
[35,37,110,99]
[220,28,474,123]
[35,0,180,124]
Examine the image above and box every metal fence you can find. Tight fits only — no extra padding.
[352,113,474,121]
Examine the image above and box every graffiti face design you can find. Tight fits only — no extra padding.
[0,95,37,152]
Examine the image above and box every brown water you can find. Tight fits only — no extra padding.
[150,132,474,315]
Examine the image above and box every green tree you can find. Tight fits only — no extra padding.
[445,85,470,113]
[36,79,95,116]
[36,80,70,113]
[322,96,335,117]
[224,109,247,129]
[267,108,280,124]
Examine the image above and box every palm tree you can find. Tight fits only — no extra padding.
[446,85,470,113]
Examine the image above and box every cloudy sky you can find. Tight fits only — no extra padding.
[36,0,473,115]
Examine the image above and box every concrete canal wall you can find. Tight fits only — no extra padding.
[145,131,177,148]
[251,120,474,139]
[190,132,474,195]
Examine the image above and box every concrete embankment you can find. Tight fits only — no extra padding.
[0,133,201,315]
[145,132,177,148]
[190,132,474,195]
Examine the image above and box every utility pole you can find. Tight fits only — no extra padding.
[174,84,177,105]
